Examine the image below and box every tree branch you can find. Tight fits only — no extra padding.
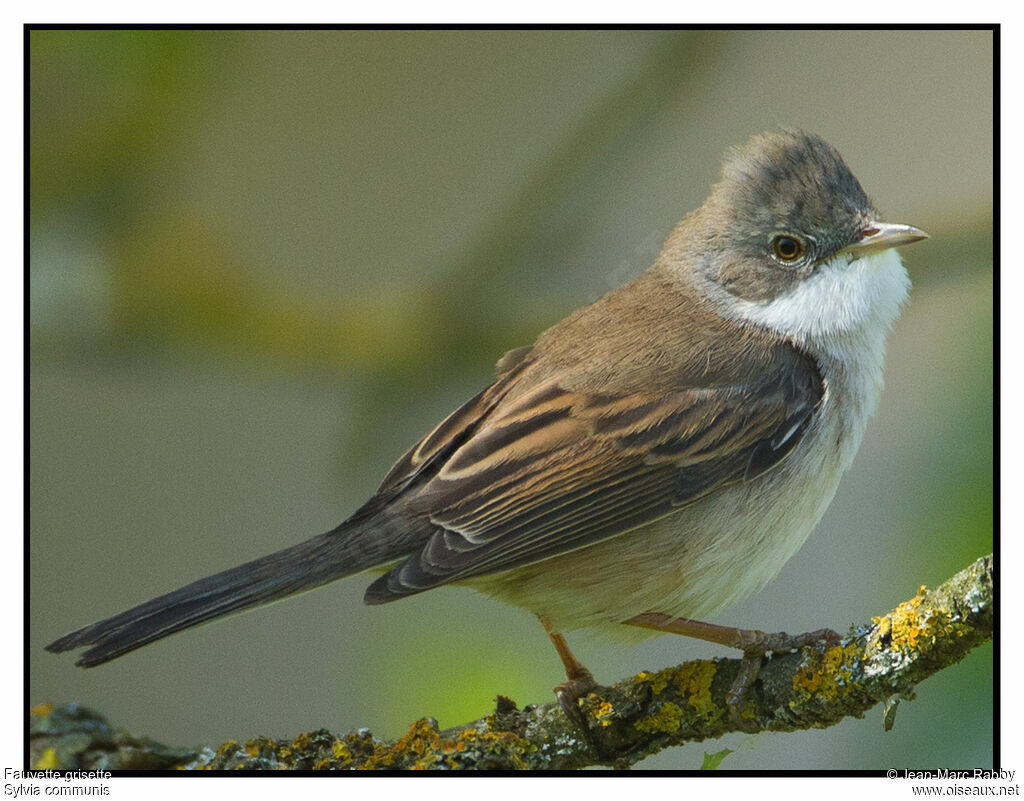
[31,554,993,771]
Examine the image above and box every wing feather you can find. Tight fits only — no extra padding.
[364,354,823,603]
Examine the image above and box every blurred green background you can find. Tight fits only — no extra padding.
[29,29,993,770]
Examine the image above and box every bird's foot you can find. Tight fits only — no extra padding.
[554,665,601,731]
[541,623,607,731]
[726,627,843,730]
[626,613,842,729]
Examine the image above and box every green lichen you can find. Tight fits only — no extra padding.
[632,659,724,735]
[635,701,685,734]
[674,660,720,720]
[785,638,872,728]
[634,669,669,695]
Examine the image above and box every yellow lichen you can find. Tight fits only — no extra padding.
[633,661,722,729]
[592,699,615,727]
[635,701,684,734]
[674,660,719,718]
[872,590,952,653]
[30,702,53,717]
[792,642,862,700]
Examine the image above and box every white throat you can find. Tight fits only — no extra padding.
[716,247,910,469]
[729,249,909,347]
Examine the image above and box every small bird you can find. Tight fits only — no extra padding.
[46,130,927,721]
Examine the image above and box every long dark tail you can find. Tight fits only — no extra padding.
[45,519,407,667]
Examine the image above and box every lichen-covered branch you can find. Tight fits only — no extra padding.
[31,554,993,771]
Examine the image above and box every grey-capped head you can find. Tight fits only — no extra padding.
[661,130,927,341]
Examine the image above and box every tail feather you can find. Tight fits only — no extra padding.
[45,523,392,667]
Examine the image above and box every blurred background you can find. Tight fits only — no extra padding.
[29,29,993,770]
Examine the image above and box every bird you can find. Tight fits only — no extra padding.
[46,130,927,722]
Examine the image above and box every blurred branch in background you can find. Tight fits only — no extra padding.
[28,28,991,459]
[31,32,724,372]
[32,555,992,771]
[32,30,743,466]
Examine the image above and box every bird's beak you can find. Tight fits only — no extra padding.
[841,221,929,258]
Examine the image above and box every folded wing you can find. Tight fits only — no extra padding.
[365,352,823,602]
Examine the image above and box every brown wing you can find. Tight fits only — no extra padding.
[363,353,823,603]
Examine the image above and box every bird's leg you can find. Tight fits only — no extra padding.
[626,613,840,727]
[540,618,599,729]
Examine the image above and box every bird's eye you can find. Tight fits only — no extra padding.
[771,235,805,263]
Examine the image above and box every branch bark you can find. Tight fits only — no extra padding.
[31,554,993,771]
